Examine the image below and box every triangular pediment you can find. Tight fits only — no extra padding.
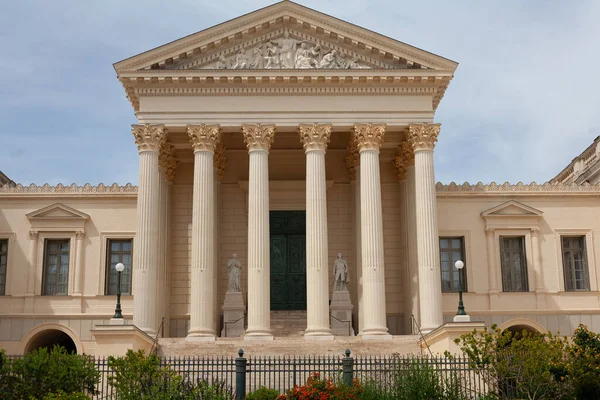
[114,1,457,73]
[27,203,90,221]
[481,201,543,218]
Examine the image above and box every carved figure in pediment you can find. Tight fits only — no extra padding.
[227,253,242,292]
[319,50,341,69]
[264,43,280,69]
[295,42,320,69]
[232,49,249,69]
[345,56,364,69]
[333,253,350,292]
[216,55,228,69]
[270,31,297,69]
[251,43,266,69]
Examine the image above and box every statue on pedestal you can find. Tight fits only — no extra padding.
[333,253,349,291]
[227,253,242,292]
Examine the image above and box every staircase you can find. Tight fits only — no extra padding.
[270,310,307,337]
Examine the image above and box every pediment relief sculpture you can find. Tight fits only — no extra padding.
[167,32,388,71]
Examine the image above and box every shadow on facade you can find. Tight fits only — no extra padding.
[24,329,77,354]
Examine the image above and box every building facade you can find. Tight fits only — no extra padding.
[1,1,599,355]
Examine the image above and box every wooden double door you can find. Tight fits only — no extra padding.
[269,211,307,310]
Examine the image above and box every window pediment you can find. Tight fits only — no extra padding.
[481,200,542,230]
[27,203,89,231]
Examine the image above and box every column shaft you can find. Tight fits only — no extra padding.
[301,124,333,339]
[132,151,161,335]
[188,149,217,340]
[531,229,544,292]
[409,123,443,334]
[407,165,419,331]
[156,170,167,334]
[359,149,389,337]
[244,124,275,340]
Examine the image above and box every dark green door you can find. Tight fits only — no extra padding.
[270,211,306,310]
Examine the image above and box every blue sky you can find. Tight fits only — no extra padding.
[1,0,599,186]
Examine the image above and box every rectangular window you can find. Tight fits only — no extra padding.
[500,236,528,292]
[562,236,590,291]
[105,239,133,295]
[439,237,467,292]
[43,239,70,295]
[0,239,8,295]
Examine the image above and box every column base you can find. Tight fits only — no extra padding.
[244,330,274,341]
[304,330,335,341]
[185,334,216,342]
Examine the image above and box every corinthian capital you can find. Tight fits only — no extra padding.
[188,124,221,153]
[132,124,167,153]
[242,124,276,151]
[214,141,227,180]
[345,136,360,180]
[353,123,386,151]
[407,123,441,151]
[299,124,332,152]
[394,156,408,181]
[159,142,175,170]
[399,141,415,166]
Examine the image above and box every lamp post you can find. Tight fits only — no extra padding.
[113,262,125,319]
[454,260,467,317]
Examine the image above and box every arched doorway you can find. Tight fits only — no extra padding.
[25,329,77,354]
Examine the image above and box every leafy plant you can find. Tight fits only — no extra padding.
[453,325,572,400]
[1,345,98,400]
[246,386,280,400]
[43,391,90,400]
[568,324,600,400]
[278,372,362,400]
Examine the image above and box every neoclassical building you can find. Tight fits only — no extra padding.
[1,1,599,355]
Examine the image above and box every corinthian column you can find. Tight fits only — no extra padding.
[243,124,275,340]
[187,125,221,341]
[354,124,390,339]
[407,123,442,334]
[132,124,167,336]
[300,124,334,339]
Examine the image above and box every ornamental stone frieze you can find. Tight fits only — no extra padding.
[242,124,276,151]
[188,125,221,153]
[132,124,167,153]
[353,123,386,151]
[299,124,332,152]
[214,141,227,180]
[407,123,441,151]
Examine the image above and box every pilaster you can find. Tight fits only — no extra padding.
[72,230,85,296]
[300,123,334,340]
[394,147,409,334]
[243,124,275,340]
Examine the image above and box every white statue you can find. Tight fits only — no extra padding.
[264,42,281,69]
[295,42,320,69]
[270,31,297,69]
[251,43,265,69]
[231,49,249,69]
[318,50,340,69]
[333,253,349,291]
[216,55,228,69]
[227,253,242,292]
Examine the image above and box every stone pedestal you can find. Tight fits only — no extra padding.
[421,321,485,355]
[221,292,246,338]
[91,325,155,356]
[330,291,355,336]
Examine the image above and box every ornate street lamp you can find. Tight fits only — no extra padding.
[453,260,471,322]
[113,262,125,319]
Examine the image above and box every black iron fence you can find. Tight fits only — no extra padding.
[89,350,487,399]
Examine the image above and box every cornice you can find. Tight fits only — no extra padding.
[436,181,600,197]
[0,183,138,198]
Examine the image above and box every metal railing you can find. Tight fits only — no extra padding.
[4,350,487,399]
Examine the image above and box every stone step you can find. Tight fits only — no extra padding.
[270,310,308,337]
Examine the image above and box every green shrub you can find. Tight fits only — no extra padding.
[108,349,233,400]
[245,386,280,400]
[1,345,98,400]
[279,372,362,399]
[43,391,90,400]
[454,325,572,400]
[569,324,600,400]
